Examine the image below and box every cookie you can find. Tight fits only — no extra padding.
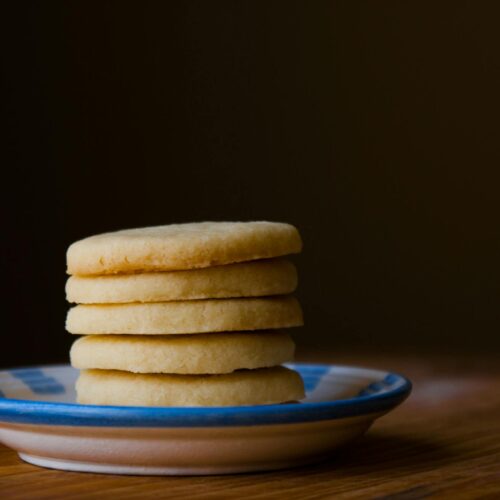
[76,366,305,406]
[70,331,295,374]
[67,221,302,275]
[66,259,297,304]
[66,296,303,335]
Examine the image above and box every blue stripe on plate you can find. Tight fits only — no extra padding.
[301,364,330,392]
[10,368,66,395]
[0,364,412,428]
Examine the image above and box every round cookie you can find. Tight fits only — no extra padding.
[66,259,297,304]
[76,366,305,407]
[66,296,303,335]
[66,221,302,275]
[70,331,295,374]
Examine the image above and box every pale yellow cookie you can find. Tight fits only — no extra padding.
[76,366,305,406]
[66,296,303,335]
[67,221,302,275]
[66,259,297,304]
[70,331,295,374]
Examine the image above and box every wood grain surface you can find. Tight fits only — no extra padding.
[1,352,499,499]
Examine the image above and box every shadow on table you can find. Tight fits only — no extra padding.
[285,430,459,479]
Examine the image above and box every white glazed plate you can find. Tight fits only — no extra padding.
[0,363,411,475]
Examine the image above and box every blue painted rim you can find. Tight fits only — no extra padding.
[0,363,412,427]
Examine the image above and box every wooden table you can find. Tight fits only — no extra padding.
[1,352,499,499]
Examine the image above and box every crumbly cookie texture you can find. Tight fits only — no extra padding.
[70,331,295,374]
[66,296,303,335]
[67,221,302,275]
[66,259,297,304]
[76,366,305,407]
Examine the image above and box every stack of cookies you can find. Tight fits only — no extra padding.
[66,221,305,407]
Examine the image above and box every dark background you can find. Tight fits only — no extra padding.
[2,1,499,368]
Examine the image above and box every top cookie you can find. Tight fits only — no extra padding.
[67,221,302,275]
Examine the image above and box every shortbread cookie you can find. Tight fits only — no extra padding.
[66,221,302,275]
[76,366,305,406]
[66,296,303,335]
[70,331,295,374]
[66,259,297,304]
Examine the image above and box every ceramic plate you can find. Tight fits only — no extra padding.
[0,363,411,475]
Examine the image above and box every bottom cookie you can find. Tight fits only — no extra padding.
[76,366,305,407]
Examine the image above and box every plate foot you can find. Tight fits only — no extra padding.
[19,452,328,476]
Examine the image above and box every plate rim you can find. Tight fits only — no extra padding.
[0,363,412,427]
